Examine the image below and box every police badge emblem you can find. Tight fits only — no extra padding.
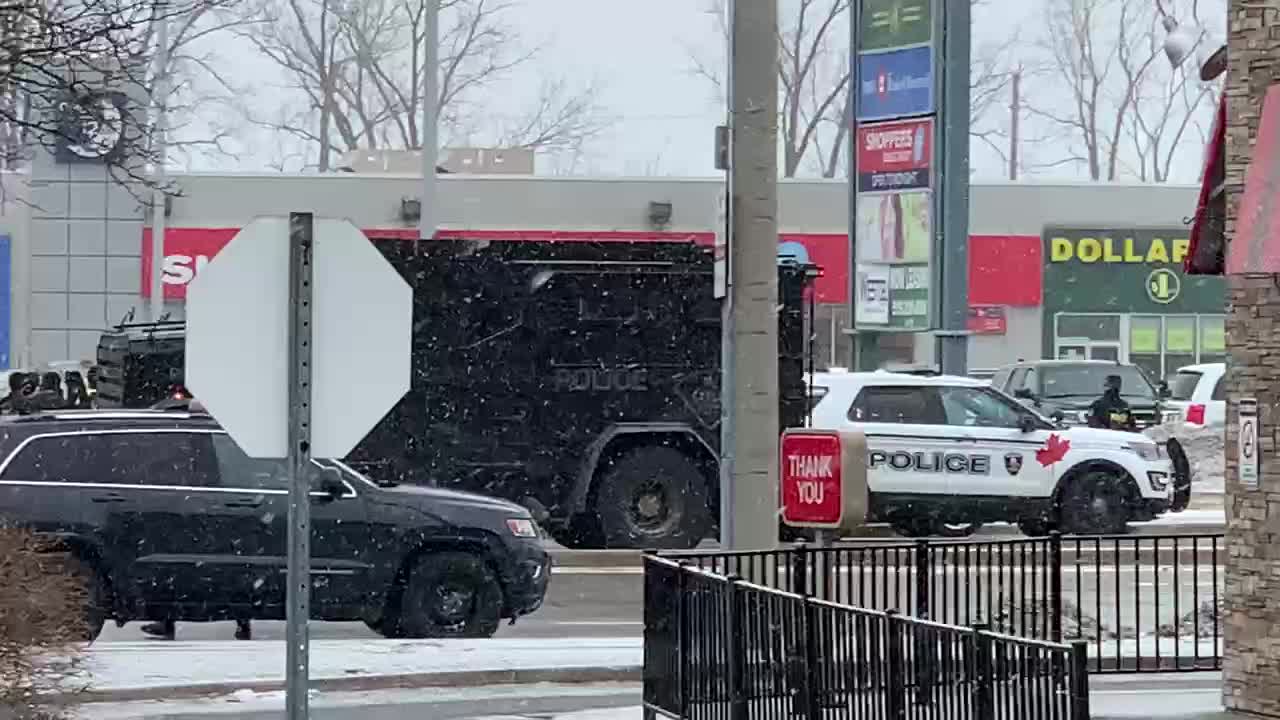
[1004,453,1024,476]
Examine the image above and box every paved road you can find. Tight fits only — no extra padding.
[97,566,645,642]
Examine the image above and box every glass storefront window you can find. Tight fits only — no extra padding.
[1057,314,1121,341]
[1200,316,1225,359]
[1164,316,1198,380]
[1129,316,1162,381]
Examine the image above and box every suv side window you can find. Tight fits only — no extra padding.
[1212,375,1225,401]
[938,386,1027,428]
[1008,368,1028,392]
[1,434,109,483]
[103,432,219,487]
[849,386,946,424]
[1022,368,1040,394]
[212,433,280,489]
[990,369,1011,390]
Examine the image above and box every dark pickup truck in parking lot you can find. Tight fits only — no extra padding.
[0,409,549,641]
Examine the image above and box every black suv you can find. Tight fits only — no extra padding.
[991,360,1174,430]
[0,410,550,641]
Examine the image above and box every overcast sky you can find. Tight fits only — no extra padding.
[178,0,1224,183]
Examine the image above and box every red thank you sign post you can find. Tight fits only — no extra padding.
[779,429,869,538]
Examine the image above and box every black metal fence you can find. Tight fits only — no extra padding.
[643,556,1091,720]
[661,532,1224,674]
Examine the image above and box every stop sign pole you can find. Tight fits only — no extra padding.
[285,213,315,720]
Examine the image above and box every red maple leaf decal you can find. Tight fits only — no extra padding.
[1035,434,1071,467]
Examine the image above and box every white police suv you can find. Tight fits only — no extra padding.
[807,370,1181,537]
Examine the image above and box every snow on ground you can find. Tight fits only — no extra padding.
[76,637,643,692]
[74,682,641,719]
[1145,423,1226,495]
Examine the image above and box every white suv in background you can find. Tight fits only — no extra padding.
[1165,363,1226,429]
[807,370,1181,537]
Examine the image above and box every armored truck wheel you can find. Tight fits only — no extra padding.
[594,445,710,549]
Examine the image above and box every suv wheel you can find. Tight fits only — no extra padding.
[396,551,502,639]
[1061,471,1130,535]
[594,445,709,549]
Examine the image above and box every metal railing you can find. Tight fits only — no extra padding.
[661,531,1225,674]
[643,556,1091,720]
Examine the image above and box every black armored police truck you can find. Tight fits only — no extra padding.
[97,238,816,550]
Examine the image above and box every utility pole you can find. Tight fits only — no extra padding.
[720,0,779,551]
[149,10,169,320]
[420,0,438,242]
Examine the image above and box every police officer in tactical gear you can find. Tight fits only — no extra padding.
[1087,374,1136,431]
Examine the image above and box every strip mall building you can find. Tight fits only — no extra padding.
[0,174,1218,381]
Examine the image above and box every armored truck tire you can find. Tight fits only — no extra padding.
[1060,469,1131,536]
[594,445,710,550]
[395,551,503,639]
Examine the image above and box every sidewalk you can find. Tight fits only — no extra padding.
[73,637,643,702]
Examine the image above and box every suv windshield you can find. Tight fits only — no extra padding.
[1040,364,1157,400]
[1168,370,1203,401]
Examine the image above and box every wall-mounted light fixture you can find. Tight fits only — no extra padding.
[400,197,422,222]
[648,201,673,229]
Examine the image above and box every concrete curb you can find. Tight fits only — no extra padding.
[63,665,643,705]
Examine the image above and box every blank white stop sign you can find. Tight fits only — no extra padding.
[185,216,412,459]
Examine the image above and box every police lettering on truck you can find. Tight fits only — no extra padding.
[868,450,992,475]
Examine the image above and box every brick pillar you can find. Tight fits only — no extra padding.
[1224,1,1280,715]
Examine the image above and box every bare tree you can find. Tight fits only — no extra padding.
[1121,0,1221,181]
[1023,0,1222,181]
[690,0,1022,179]
[235,0,611,172]
[0,0,241,174]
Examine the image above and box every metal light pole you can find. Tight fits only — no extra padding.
[720,0,780,550]
[935,0,970,376]
[420,0,438,242]
[148,11,169,320]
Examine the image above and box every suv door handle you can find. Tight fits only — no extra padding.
[224,497,264,509]
[90,493,127,504]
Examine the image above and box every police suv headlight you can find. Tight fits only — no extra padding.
[1124,441,1161,461]
[506,518,539,538]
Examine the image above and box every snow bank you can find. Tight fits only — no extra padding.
[1144,424,1225,494]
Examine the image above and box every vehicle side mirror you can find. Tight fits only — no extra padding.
[1013,387,1035,400]
[317,468,346,500]
[1158,381,1171,399]
[1018,414,1038,433]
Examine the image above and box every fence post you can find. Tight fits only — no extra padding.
[792,542,809,597]
[802,596,819,719]
[676,561,688,718]
[727,575,748,720]
[886,610,905,720]
[914,539,931,621]
[971,623,993,719]
[1049,532,1063,642]
[1069,640,1091,720]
